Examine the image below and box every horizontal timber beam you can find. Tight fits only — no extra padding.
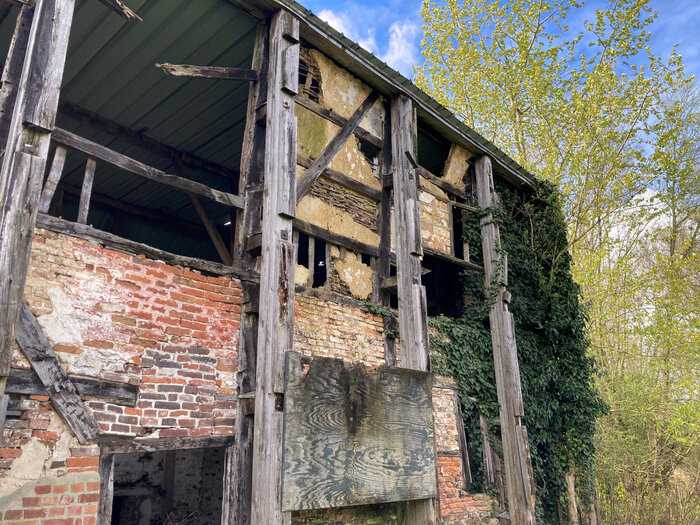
[6,367,138,406]
[100,434,234,453]
[36,214,260,281]
[156,63,258,81]
[51,127,244,209]
[58,101,238,181]
[292,218,379,257]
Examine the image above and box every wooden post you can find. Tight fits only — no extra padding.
[475,155,537,525]
[77,157,96,224]
[249,10,298,525]
[0,0,75,400]
[390,94,437,524]
[227,16,269,525]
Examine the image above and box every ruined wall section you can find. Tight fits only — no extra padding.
[1,228,242,522]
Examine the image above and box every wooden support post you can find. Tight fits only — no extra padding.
[38,145,66,212]
[97,453,115,525]
[77,157,96,224]
[249,10,298,525]
[228,16,270,525]
[475,155,537,525]
[0,4,33,146]
[0,0,75,400]
[390,94,437,524]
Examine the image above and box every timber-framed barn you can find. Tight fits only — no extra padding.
[0,0,540,523]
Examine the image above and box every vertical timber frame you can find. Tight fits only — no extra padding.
[0,0,75,403]
[390,94,438,524]
[249,9,298,525]
[475,155,537,524]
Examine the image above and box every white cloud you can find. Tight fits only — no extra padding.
[382,21,420,76]
[317,9,379,54]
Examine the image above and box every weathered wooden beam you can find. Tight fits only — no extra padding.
[405,151,469,200]
[296,90,379,203]
[293,95,383,150]
[296,154,380,201]
[51,127,244,209]
[476,155,537,525]
[15,301,100,444]
[292,218,379,257]
[250,10,298,525]
[6,367,139,405]
[38,145,66,212]
[58,101,238,181]
[36,213,260,282]
[76,157,96,224]
[0,0,75,401]
[390,94,438,524]
[94,0,140,21]
[423,246,483,272]
[100,434,234,454]
[156,63,258,81]
[189,193,233,265]
[0,3,33,146]
[0,394,8,430]
[230,18,269,525]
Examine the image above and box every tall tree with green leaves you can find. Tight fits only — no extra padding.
[415,1,696,523]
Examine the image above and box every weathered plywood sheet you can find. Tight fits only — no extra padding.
[282,351,437,511]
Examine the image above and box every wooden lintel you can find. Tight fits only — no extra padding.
[95,0,140,20]
[296,154,381,201]
[292,218,379,258]
[15,302,101,444]
[294,95,383,150]
[156,63,258,81]
[6,367,138,406]
[100,434,234,454]
[423,246,483,272]
[58,101,238,181]
[51,127,244,209]
[36,214,260,282]
[296,90,379,203]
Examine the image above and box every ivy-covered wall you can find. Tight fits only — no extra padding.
[430,180,607,522]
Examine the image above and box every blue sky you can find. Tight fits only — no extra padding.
[300,0,700,81]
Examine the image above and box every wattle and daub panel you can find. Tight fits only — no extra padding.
[282,352,437,511]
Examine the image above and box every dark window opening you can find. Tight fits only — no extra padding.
[299,48,322,102]
[297,232,310,268]
[358,139,380,177]
[451,201,465,260]
[111,447,226,525]
[422,254,464,318]
[361,253,372,267]
[312,238,327,288]
[417,126,451,176]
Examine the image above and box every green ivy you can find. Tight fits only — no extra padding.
[430,180,607,522]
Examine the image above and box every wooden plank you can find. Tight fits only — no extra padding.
[475,155,537,525]
[296,90,379,203]
[0,4,33,146]
[6,367,138,405]
[292,218,379,257]
[250,10,298,525]
[423,246,483,272]
[0,394,7,430]
[156,62,258,81]
[58,101,238,181]
[15,301,100,444]
[97,453,114,525]
[378,99,395,363]
[390,94,437,524]
[51,127,244,209]
[38,145,66,212]
[281,352,437,511]
[230,19,269,525]
[189,193,233,265]
[36,213,259,282]
[77,157,96,224]
[100,435,234,454]
[0,0,74,401]
[296,154,380,201]
[294,95,383,150]
[95,0,140,21]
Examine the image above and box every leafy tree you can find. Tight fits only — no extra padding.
[416,0,697,523]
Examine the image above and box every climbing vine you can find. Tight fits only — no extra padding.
[430,180,607,522]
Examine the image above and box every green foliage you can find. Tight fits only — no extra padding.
[430,181,606,522]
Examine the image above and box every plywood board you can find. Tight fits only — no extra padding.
[282,351,437,511]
